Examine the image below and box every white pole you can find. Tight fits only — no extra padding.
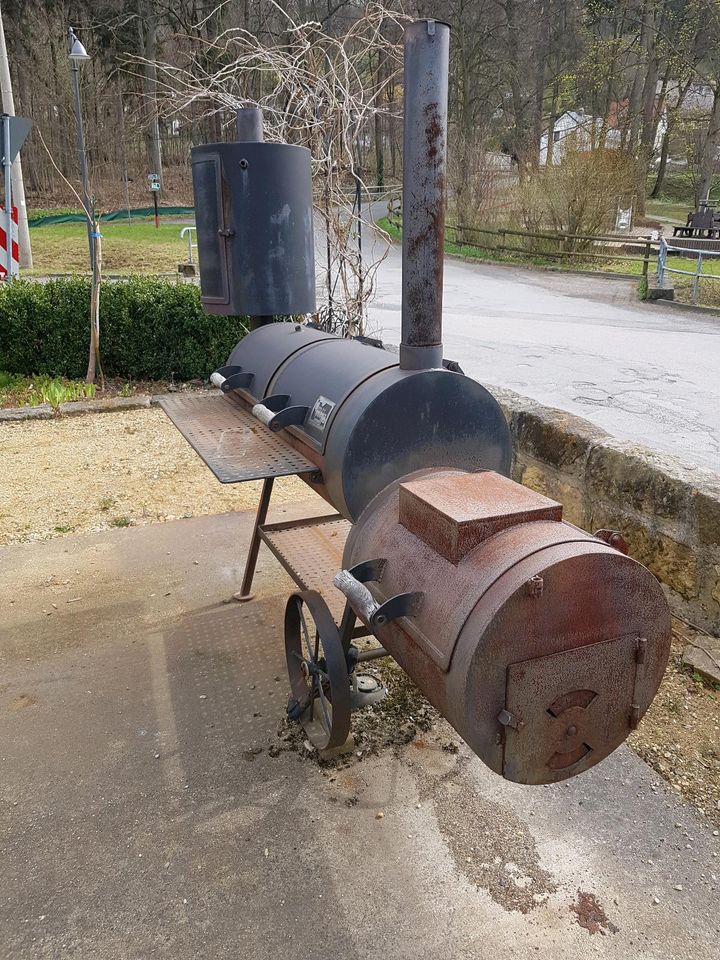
[0,1,31,269]
[2,116,9,278]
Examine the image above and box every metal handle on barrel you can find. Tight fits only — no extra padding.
[333,570,382,624]
[251,403,276,428]
[334,569,423,629]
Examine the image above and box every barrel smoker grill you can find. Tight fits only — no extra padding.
[161,19,671,785]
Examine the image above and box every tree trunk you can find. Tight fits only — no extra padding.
[531,14,548,170]
[651,114,673,198]
[374,49,385,188]
[503,0,527,175]
[696,84,720,206]
[139,7,163,188]
[546,79,559,166]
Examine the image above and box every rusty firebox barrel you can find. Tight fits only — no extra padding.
[400,19,450,371]
[340,469,672,784]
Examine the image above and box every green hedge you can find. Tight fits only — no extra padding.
[0,277,248,380]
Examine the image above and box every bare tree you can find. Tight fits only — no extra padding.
[132,1,408,334]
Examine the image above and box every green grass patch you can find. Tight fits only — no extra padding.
[28,206,84,222]
[110,516,132,528]
[27,220,187,276]
[646,199,692,225]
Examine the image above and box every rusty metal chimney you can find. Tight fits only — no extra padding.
[400,19,450,371]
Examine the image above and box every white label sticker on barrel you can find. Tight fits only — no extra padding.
[308,396,335,431]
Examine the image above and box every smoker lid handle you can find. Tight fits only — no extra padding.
[334,569,424,630]
[251,401,309,433]
[333,570,380,625]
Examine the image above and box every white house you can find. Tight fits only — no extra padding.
[539,108,666,165]
[539,110,619,165]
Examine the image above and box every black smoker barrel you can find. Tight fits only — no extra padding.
[198,21,513,521]
[191,111,316,318]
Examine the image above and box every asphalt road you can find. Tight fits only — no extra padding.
[367,238,720,474]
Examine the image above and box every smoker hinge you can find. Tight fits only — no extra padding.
[497,708,525,732]
[636,637,647,663]
[630,703,641,729]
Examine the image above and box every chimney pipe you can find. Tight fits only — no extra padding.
[236,106,264,142]
[400,19,450,371]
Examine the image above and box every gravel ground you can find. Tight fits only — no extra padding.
[0,406,309,544]
[629,623,720,828]
[1,405,718,827]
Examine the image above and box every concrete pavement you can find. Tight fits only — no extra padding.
[368,236,720,474]
[1,510,718,959]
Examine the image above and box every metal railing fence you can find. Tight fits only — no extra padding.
[657,237,720,304]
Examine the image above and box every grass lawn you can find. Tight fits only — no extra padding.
[646,199,692,225]
[27,219,189,275]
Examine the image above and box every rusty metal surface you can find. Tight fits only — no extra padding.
[502,633,643,784]
[260,515,351,623]
[344,465,671,783]
[284,591,351,750]
[399,19,449,370]
[399,470,563,563]
[163,597,287,745]
[345,474,597,672]
[159,393,315,483]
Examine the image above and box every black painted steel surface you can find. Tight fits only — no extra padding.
[191,142,316,317]
[223,324,513,520]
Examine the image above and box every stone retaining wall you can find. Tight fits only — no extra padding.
[490,386,720,635]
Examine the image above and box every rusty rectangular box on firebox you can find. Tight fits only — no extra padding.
[398,470,563,564]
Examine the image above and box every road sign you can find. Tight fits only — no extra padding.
[0,204,19,279]
[0,115,33,165]
[148,173,161,192]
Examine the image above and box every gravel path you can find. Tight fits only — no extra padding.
[0,406,309,544]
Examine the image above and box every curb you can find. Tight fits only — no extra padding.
[654,298,720,319]
[1,394,157,423]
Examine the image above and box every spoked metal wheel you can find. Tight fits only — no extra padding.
[284,591,352,751]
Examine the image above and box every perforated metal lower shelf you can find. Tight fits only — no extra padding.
[259,514,351,623]
[159,393,316,483]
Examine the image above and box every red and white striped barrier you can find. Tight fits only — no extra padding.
[0,205,19,279]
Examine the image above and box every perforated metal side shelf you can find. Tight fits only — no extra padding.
[159,393,316,483]
[259,515,351,622]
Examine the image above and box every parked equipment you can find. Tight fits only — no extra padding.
[162,19,671,784]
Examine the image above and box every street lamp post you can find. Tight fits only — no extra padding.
[68,26,94,273]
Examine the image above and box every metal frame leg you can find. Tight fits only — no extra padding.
[234,476,275,602]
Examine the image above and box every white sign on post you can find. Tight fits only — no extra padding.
[148,173,161,192]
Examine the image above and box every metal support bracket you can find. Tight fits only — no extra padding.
[348,558,387,584]
[261,394,291,412]
[234,475,275,602]
[371,592,424,628]
[222,371,255,392]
